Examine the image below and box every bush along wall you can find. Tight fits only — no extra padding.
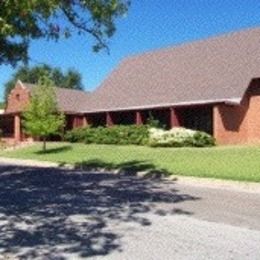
[65,125,150,145]
[148,127,215,147]
[65,125,215,147]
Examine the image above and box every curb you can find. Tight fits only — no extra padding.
[0,157,64,169]
[0,157,260,194]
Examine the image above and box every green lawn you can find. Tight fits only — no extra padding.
[1,142,260,182]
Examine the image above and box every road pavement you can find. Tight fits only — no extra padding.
[0,162,259,259]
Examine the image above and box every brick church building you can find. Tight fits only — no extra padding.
[1,27,260,145]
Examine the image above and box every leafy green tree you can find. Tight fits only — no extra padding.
[4,64,83,101]
[22,76,65,151]
[0,0,130,66]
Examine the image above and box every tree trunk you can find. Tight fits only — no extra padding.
[42,136,46,152]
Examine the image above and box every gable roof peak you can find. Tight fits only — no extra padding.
[16,79,26,89]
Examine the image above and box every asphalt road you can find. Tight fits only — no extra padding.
[0,162,259,259]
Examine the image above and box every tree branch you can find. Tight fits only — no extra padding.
[61,6,109,53]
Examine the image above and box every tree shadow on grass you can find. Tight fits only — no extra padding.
[74,159,171,178]
[0,163,200,259]
[35,145,72,155]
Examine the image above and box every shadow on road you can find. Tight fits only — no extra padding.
[0,164,199,259]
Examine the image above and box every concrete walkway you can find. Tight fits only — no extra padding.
[0,160,259,259]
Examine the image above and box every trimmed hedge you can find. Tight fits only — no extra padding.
[65,125,149,145]
[65,125,215,147]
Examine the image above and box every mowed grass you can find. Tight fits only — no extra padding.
[0,142,260,182]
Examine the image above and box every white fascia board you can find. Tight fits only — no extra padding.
[79,98,242,114]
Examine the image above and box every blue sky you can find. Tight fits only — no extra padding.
[1,0,260,101]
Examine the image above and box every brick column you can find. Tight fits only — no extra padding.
[170,108,181,128]
[106,112,114,127]
[72,116,78,128]
[82,115,89,127]
[136,111,143,125]
[14,114,21,142]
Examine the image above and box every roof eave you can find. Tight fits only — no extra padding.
[80,99,238,114]
[223,98,241,106]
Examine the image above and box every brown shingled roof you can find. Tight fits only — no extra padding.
[21,27,260,114]
[82,27,260,112]
[23,83,90,113]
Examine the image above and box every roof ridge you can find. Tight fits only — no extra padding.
[123,26,260,62]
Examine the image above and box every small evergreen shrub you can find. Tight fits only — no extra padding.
[65,125,149,145]
[148,127,215,147]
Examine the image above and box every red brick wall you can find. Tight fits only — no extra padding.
[5,81,31,113]
[213,99,249,145]
[73,116,85,128]
[65,115,87,130]
[214,81,260,145]
[247,87,260,143]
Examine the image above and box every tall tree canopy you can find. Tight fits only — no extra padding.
[4,64,83,101]
[0,0,130,66]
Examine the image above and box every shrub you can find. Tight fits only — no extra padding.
[191,131,216,147]
[148,127,215,147]
[65,125,215,148]
[65,125,149,145]
[64,127,87,143]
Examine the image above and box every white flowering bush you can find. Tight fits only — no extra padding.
[148,127,215,147]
